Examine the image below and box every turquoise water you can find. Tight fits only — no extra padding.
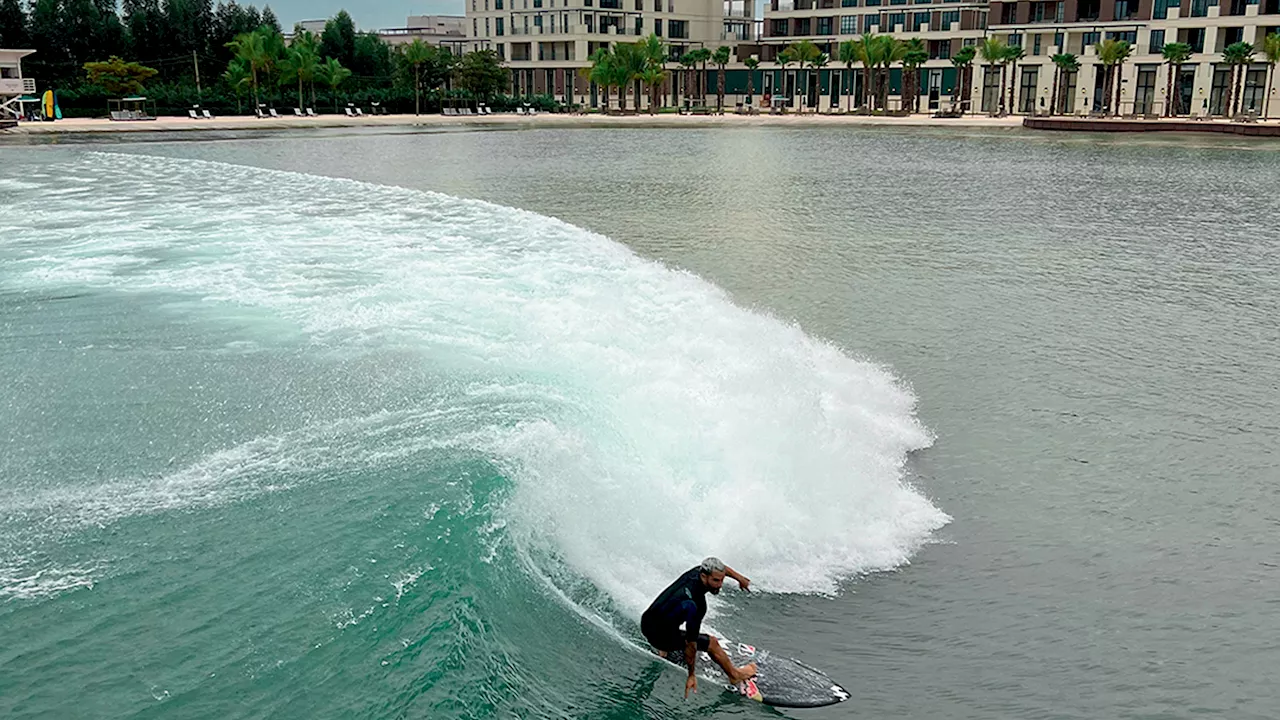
[2,128,1279,719]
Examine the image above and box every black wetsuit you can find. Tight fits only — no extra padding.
[641,567,711,653]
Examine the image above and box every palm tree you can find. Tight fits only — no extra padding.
[1264,33,1280,119]
[689,47,713,106]
[222,58,251,114]
[225,29,270,110]
[314,56,352,114]
[814,53,830,112]
[776,47,795,111]
[637,33,667,113]
[1005,44,1025,114]
[1222,40,1256,117]
[279,41,319,111]
[950,45,976,114]
[744,56,760,107]
[1162,42,1193,116]
[1049,52,1079,116]
[979,36,1008,114]
[1094,39,1125,114]
[613,41,649,112]
[400,39,435,115]
[679,51,698,108]
[901,37,927,113]
[1112,40,1132,115]
[877,35,904,111]
[838,39,859,112]
[713,46,731,113]
[785,39,821,112]
[855,35,877,111]
[584,47,616,112]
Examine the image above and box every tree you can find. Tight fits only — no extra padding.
[0,0,31,49]
[315,55,351,112]
[84,55,159,95]
[1222,41,1255,116]
[583,47,615,111]
[838,39,858,112]
[351,32,392,79]
[785,39,820,111]
[979,36,1007,114]
[689,47,712,106]
[222,56,251,113]
[1004,44,1025,114]
[713,45,731,113]
[1161,42,1192,116]
[453,49,506,102]
[1263,33,1280,119]
[278,36,318,109]
[876,35,904,111]
[225,28,269,109]
[678,50,696,108]
[901,37,927,113]
[1049,53,1079,116]
[638,32,666,112]
[1112,40,1132,115]
[950,45,976,114]
[611,41,648,112]
[260,4,279,33]
[854,35,878,110]
[744,55,759,107]
[320,10,356,67]
[400,39,435,115]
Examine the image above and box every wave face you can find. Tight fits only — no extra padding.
[0,151,946,717]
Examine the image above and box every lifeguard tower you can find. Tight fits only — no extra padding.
[0,49,37,124]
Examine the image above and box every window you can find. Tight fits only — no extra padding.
[1153,0,1177,17]
[861,13,879,30]
[841,14,858,31]
[496,0,503,8]
[485,0,489,9]
[941,9,959,25]
[1224,26,1244,44]
[889,11,905,26]
[1008,33,1021,46]
[1114,0,1133,18]
[1033,33,1041,54]
[497,16,505,34]
[472,0,477,9]
[1082,31,1100,46]
[486,17,491,34]
[865,0,881,6]
[890,0,907,4]
[636,16,643,33]
[818,16,833,32]
[654,0,661,8]
[771,18,789,34]
[796,17,811,33]
[1108,30,1136,43]
[669,19,688,37]
[1149,29,1164,52]
[473,18,478,34]
[842,0,858,5]
[1001,3,1016,22]
[913,10,929,28]
[656,18,663,34]
[937,39,951,57]
[1077,0,1099,19]
[1054,32,1063,49]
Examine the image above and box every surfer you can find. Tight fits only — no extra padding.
[641,557,757,697]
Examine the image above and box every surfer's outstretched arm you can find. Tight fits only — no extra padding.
[723,566,751,591]
[684,641,699,697]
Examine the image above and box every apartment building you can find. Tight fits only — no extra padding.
[467,0,752,105]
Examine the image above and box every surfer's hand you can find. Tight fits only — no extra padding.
[684,675,697,698]
[737,576,751,591]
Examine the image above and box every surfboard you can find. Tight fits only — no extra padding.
[661,633,850,708]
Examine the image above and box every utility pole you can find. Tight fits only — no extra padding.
[194,51,202,103]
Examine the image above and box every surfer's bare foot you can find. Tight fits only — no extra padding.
[730,663,757,684]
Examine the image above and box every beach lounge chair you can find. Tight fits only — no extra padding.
[344,107,355,117]
[268,108,280,118]
[293,108,303,116]
[306,108,317,117]
[188,109,199,119]
[255,107,267,118]
[202,109,214,119]
[516,107,526,115]
[355,107,365,117]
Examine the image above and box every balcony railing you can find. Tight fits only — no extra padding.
[0,78,36,95]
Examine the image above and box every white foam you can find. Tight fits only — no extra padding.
[1,152,948,610]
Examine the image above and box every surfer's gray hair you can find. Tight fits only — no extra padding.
[700,557,726,575]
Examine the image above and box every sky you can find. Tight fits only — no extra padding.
[262,0,465,32]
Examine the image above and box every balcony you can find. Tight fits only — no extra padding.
[0,78,35,95]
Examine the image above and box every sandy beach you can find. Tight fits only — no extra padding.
[5,111,1032,135]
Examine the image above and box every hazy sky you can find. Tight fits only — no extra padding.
[262,0,465,31]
